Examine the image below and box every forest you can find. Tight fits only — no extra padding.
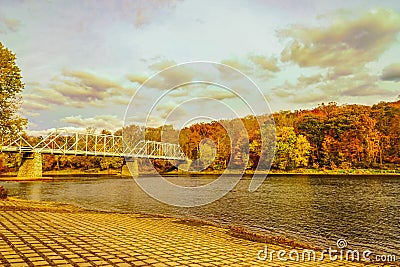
[1,100,399,174]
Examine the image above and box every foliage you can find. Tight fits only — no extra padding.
[42,154,123,172]
[0,100,399,174]
[0,185,7,199]
[273,127,311,170]
[0,42,27,135]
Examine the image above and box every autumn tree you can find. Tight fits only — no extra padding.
[292,135,311,168]
[274,127,311,170]
[371,101,400,165]
[274,127,297,170]
[297,114,325,166]
[0,42,27,135]
[196,139,217,170]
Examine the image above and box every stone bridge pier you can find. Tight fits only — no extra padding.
[176,159,192,172]
[121,158,139,177]
[17,152,43,178]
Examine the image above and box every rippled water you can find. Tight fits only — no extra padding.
[1,175,399,255]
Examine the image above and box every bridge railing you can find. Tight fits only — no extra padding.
[32,130,130,157]
[0,134,34,153]
[131,140,186,160]
[1,129,186,160]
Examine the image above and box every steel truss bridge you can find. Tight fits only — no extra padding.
[0,129,186,160]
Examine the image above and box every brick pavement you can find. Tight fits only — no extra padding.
[0,199,397,266]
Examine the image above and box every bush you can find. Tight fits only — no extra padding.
[0,185,8,199]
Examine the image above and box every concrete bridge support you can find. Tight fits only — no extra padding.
[121,158,139,177]
[177,159,192,172]
[17,153,43,178]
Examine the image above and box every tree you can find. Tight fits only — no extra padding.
[199,139,216,169]
[0,42,27,135]
[256,121,276,169]
[292,135,311,168]
[297,114,325,165]
[274,127,297,170]
[274,127,311,170]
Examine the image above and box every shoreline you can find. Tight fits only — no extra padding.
[1,169,399,181]
[171,169,400,176]
[1,197,321,249]
[1,197,398,266]
[3,197,317,250]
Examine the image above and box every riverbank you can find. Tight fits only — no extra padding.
[1,167,399,179]
[169,168,400,176]
[0,169,121,178]
[0,198,397,266]
[0,170,122,181]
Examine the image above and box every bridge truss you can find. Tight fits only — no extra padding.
[0,129,186,160]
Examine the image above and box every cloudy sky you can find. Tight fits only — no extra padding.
[1,0,400,133]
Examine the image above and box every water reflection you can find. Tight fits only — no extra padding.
[1,175,399,255]
[28,182,43,201]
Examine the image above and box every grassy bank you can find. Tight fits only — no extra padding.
[1,168,399,178]
[167,168,400,176]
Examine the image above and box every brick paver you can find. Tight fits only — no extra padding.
[0,199,397,266]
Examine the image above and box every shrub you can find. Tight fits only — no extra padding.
[0,185,8,199]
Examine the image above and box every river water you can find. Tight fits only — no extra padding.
[1,174,399,255]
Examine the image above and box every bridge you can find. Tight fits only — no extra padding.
[0,129,187,177]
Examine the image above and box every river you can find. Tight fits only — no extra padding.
[1,174,399,256]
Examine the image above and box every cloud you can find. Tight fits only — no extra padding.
[37,69,132,108]
[22,89,65,111]
[248,54,280,72]
[275,8,400,104]
[127,59,198,90]
[126,73,149,85]
[280,8,400,75]
[221,55,281,81]
[55,69,128,100]
[22,101,48,111]
[26,127,92,137]
[155,100,187,122]
[155,100,178,112]
[220,58,253,73]
[128,56,278,97]
[297,74,323,86]
[161,107,187,122]
[19,108,40,118]
[148,59,177,71]
[200,85,237,100]
[272,82,328,104]
[132,0,183,28]
[62,69,125,93]
[341,84,385,97]
[273,73,323,96]
[290,91,328,104]
[111,96,131,105]
[166,83,237,102]
[0,15,21,33]
[381,63,400,81]
[125,113,164,127]
[61,115,123,131]
[335,73,395,96]
[21,69,134,114]
[274,70,398,104]
[272,83,294,98]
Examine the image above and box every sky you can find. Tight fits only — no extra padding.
[1,0,400,134]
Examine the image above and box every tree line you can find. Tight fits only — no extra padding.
[0,41,399,173]
[143,100,400,172]
[3,99,398,174]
